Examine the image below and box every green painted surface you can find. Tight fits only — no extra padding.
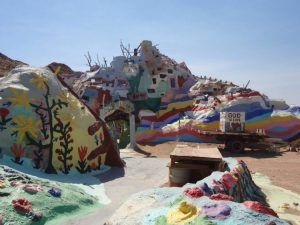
[0,166,101,225]
[118,127,130,149]
[134,98,161,112]
[127,66,144,95]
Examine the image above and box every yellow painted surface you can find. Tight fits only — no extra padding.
[166,201,200,225]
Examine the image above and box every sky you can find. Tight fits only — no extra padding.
[1,0,300,105]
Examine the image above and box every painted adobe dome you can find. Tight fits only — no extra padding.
[0,66,123,174]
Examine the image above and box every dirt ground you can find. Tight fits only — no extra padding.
[137,141,300,194]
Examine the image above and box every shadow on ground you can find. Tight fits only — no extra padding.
[95,167,125,183]
[221,148,283,159]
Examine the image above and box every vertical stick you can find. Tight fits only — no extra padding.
[129,113,136,149]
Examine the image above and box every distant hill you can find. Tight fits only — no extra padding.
[0,53,27,77]
[47,62,74,76]
[0,53,76,78]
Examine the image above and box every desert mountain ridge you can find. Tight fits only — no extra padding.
[0,52,74,77]
[0,52,27,77]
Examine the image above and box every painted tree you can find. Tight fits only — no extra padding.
[10,72,69,174]
[27,82,68,173]
[53,110,74,174]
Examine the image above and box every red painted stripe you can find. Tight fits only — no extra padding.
[266,124,300,136]
[137,128,215,143]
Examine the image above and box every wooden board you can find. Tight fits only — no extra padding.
[170,145,222,163]
[201,130,265,137]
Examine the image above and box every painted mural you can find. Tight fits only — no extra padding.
[0,66,123,174]
[136,91,300,143]
[66,40,300,146]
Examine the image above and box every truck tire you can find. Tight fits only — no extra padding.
[229,140,245,153]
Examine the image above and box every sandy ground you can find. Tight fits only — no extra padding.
[137,141,300,194]
[63,149,169,225]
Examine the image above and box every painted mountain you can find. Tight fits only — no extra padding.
[67,40,300,144]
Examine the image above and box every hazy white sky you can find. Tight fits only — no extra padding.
[1,0,299,105]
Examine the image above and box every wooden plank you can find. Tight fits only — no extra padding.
[169,162,219,170]
[170,145,222,162]
[201,130,266,138]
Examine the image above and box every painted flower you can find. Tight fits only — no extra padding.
[11,198,32,213]
[58,92,78,109]
[11,143,25,157]
[90,162,97,170]
[11,114,41,142]
[59,113,75,124]
[29,72,47,91]
[0,108,9,117]
[78,146,88,161]
[7,89,33,110]
[23,184,43,193]
[166,201,199,224]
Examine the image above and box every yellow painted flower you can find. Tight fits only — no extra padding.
[11,114,41,142]
[0,181,6,188]
[29,72,47,91]
[8,89,33,110]
[60,112,75,124]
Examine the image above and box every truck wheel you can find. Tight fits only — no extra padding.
[229,140,245,153]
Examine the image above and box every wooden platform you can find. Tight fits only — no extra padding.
[170,145,223,166]
[168,145,223,186]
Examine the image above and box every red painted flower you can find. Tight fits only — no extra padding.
[11,144,25,157]
[183,187,204,198]
[0,108,9,117]
[12,198,32,213]
[78,146,88,161]
[210,193,234,201]
[90,162,97,170]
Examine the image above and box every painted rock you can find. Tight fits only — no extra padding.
[48,187,61,197]
[12,198,32,213]
[166,201,200,224]
[210,193,234,201]
[183,187,204,198]
[0,181,6,188]
[243,201,278,217]
[23,184,43,193]
[0,66,123,175]
[202,202,231,220]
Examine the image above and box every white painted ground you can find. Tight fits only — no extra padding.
[63,149,169,225]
